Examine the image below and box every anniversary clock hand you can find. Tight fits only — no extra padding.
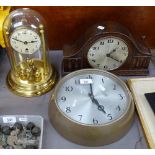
[22,40,38,45]
[12,38,25,43]
[12,38,37,44]
[26,41,38,43]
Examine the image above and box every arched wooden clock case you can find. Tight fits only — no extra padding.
[63,21,151,76]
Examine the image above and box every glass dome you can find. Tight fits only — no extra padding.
[3,8,57,97]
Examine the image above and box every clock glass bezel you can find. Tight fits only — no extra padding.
[83,33,134,71]
[87,36,129,70]
[54,69,132,127]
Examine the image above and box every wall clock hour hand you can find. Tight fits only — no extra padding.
[88,92,106,114]
[89,83,94,97]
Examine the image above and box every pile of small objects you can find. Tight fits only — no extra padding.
[0,122,41,149]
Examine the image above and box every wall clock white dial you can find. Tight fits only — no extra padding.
[87,37,128,70]
[57,73,127,125]
[10,28,41,54]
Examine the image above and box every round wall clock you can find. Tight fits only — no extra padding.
[3,8,57,97]
[63,21,151,76]
[49,69,134,146]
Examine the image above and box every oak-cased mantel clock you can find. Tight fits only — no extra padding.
[3,8,57,97]
[63,21,151,76]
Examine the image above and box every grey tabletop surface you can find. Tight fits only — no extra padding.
[0,50,150,149]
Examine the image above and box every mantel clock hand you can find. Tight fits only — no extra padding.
[107,55,121,63]
[108,47,119,55]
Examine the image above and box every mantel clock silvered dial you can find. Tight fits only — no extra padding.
[3,8,57,97]
[87,37,128,71]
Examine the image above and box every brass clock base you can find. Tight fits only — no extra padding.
[6,67,57,97]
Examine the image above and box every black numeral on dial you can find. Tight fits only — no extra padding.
[93,47,99,50]
[116,105,121,111]
[65,86,73,92]
[61,96,66,102]
[89,53,94,57]
[119,94,123,100]
[107,114,112,120]
[100,42,104,45]
[66,107,71,113]
[113,84,116,90]
[122,47,126,50]
[92,59,96,63]
[108,39,114,43]
[93,118,98,125]
[86,75,93,79]
[78,115,83,121]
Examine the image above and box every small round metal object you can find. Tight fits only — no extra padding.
[31,127,41,137]
[13,122,23,131]
[26,122,35,130]
[2,126,12,135]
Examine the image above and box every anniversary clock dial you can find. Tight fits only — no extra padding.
[49,69,134,146]
[10,29,41,54]
[87,37,128,70]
